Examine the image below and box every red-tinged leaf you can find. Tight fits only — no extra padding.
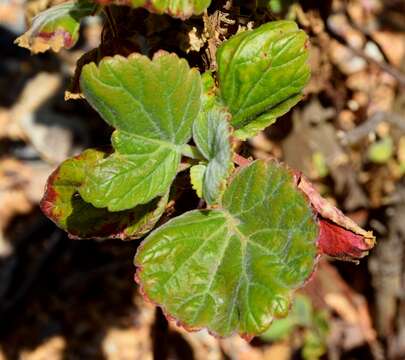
[295,173,375,261]
[135,160,319,338]
[317,219,372,261]
[78,52,201,211]
[40,148,169,240]
[15,1,98,54]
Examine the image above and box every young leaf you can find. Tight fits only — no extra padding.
[216,20,310,139]
[40,149,169,239]
[79,52,202,211]
[193,107,233,204]
[98,0,211,19]
[15,0,98,53]
[135,160,318,338]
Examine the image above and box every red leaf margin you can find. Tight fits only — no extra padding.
[133,161,325,341]
[133,160,376,341]
[134,252,321,342]
[40,150,169,240]
[294,171,376,262]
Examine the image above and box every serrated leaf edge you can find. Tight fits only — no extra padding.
[134,160,322,340]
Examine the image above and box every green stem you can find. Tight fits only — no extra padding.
[233,153,252,167]
[182,145,253,169]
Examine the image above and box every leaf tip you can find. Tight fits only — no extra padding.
[296,174,376,261]
[317,219,375,261]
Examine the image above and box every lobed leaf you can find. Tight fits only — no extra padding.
[15,0,97,53]
[79,132,181,211]
[193,107,233,204]
[79,52,202,211]
[217,20,310,139]
[80,52,201,144]
[97,0,211,19]
[135,160,318,338]
[40,149,169,239]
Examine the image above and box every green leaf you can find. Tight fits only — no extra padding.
[80,52,201,144]
[79,52,202,211]
[135,160,318,338]
[79,132,180,211]
[257,0,294,13]
[268,0,283,12]
[311,151,328,178]
[104,0,211,19]
[260,294,329,349]
[40,149,168,239]
[302,330,327,360]
[259,316,298,341]
[193,107,233,204]
[190,164,206,198]
[15,0,97,53]
[234,94,302,140]
[293,294,313,327]
[217,20,310,139]
[367,137,394,164]
[260,294,312,341]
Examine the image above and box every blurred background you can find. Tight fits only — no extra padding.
[0,0,405,359]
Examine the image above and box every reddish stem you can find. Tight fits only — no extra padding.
[233,153,252,167]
